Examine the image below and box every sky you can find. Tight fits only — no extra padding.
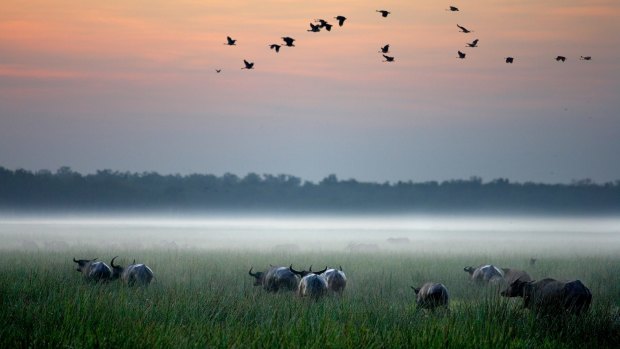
[1,0,619,184]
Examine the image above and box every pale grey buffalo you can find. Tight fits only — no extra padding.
[110,256,154,286]
[323,266,347,294]
[464,264,505,284]
[411,282,449,309]
[289,265,328,300]
[500,268,532,284]
[248,266,299,292]
[501,278,592,315]
[73,258,112,282]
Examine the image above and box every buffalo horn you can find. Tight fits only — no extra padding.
[110,256,119,268]
[289,264,302,275]
[73,257,78,263]
[248,267,257,277]
[313,266,328,275]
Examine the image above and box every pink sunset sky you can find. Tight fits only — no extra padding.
[1,0,619,183]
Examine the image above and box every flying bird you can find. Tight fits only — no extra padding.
[315,19,328,27]
[282,37,295,47]
[505,57,514,64]
[335,16,347,26]
[225,36,236,45]
[382,54,395,62]
[555,56,566,62]
[308,23,321,32]
[380,44,390,53]
[457,51,466,59]
[457,24,472,33]
[377,10,391,17]
[242,59,254,69]
[269,44,281,53]
[447,6,459,11]
[466,39,479,47]
[580,56,592,61]
[324,23,333,31]
[215,69,222,73]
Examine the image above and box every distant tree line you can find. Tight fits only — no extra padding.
[0,166,619,214]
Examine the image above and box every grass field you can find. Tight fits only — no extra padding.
[1,217,619,348]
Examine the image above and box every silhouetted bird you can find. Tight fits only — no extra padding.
[505,57,514,64]
[215,69,222,73]
[308,23,321,32]
[580,56,592,61]
[447,6,459,11]
[377,10,391,17]
[382,54,395,62]
[269,44,281,53]
[315,19,328,27]
[324,23,333,31]
[225,36,236,45]
[457,24,472,33]
[555,56,566,62]
[466,39,479,47]
[457,51,466,59]
[335,16,347,26]
[242,59,254,69]
[380,44,390,53]
[282,37,295,47]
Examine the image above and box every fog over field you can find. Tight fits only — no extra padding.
[3,215,619,256]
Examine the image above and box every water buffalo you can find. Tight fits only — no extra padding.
[501,268,532,284]
[289,265,328,299]
[248,266,299,292]
[73,258,112,282]
[464,264,504,284]
[411,282,449,309]
[323,266,347,293]
[110,256,154,286]
[501,278,592,315]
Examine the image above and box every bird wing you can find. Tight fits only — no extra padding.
[472,39,479,45]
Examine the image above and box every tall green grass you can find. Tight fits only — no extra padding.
[1,250,619,348]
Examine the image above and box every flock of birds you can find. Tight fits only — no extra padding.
[215,5,593,73]
[222,14,348,71]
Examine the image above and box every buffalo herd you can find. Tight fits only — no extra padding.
[246,261,592,315]
[72,256,592,315]
[72,257,154,286]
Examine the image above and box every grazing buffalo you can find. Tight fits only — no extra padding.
[73,258,112,282]
[501,268,532,284]
[248,266,299,292]
[501,278,592,315]
[110,256,154,286]
[289,265,328,299]
[464,264,504,284]
[323,266,347,293]
[411,282,449,309]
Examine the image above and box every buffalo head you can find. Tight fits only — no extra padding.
[248,267,265,286]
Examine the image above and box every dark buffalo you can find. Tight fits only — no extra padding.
[501,278,592,315]
[110,256,154,286]
[248,266,299,292]
[289,265,328,299]
[73,258,112,282]
[464,264,504,284]
[411,282,449,309]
